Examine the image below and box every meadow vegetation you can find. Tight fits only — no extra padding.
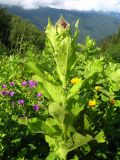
[0,8,120,160]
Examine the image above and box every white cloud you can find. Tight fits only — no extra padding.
[0,0,120,12]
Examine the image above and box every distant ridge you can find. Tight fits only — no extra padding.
[2,5,120,42]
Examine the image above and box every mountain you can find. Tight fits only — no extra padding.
[101,12,120,19]
[2,5,120,42]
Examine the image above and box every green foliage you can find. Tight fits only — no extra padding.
[0,7,45,55]
[1,15,120,160]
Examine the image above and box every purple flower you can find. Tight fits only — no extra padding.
[37,92,42,97]
[9,82,15,86]
[21,81,27,86]
[2,84,7,88]
[34,81,38,86]
[2,91,8,95]
[18,99,25,105]
[28,80,38,88]
[33,105,39,111]
[9,91,14,96]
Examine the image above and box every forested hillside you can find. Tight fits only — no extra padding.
[100,26,120,62]
[3,6,120,42]
[0,7,45,55]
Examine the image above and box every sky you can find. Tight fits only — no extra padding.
[0,0,120,12]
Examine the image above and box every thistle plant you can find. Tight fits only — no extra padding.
[27,17,104,160]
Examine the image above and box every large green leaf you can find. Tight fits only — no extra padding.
[65,132,93,152]
[84,58,103,78]
[28,62,57,83]
[27,118,56,134]
[94,130,105,143]
[67,80,83,99]
[33,75,66,104]
[46,152,56,160]
[71,103,84,117]
[48,102,66,124]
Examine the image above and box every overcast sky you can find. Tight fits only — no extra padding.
[0,0,120,12]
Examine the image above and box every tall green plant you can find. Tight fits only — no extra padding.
[27,17,104,160]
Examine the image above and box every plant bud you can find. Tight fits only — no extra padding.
[59,18,68,29]
[110,98,116,105]
[95,86,101,91]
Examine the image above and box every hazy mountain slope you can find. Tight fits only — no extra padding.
[4,6,120,42]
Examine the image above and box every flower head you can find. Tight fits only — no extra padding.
[71,77,80,84]
[110,97,116,105]
[2,84,7,88]
[9,82,15,86]
[37,92,42,97]
[33,105,39,112]
[88,100,96,107]
[59,18,68,29]
[18,99,25,105]
[28,80,38,88]
[95,86,101,91]
[9,91,15,97]
[2,91,8,96]
[21,81,27,86]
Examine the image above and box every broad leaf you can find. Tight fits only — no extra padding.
[48,102,66,124]
[66,132,93,152]
[28,118,56,134]
[95,130,105,143]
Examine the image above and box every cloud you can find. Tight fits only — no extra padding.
[0,0,120,12]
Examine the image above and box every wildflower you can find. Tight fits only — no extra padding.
[2,91,8,95]
[33,105,39,112]
[110,97,116,105]
[34,81,38,86]
[88,100,96,107]
[71,77,80,84]
[29,80,38,88]
[21,81,27,86]
[9,91,14,97]
[95,86,101,91]
[2,84,7,88]
[37,92,42,97]
[59,18,68,29]
[18,99,25,105]
[9,82,15,86]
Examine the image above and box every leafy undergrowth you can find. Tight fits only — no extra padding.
[0,17,120,160]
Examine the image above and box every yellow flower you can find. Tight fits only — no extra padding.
[110,98,116,105]
[71,77,80,84]
[88,100,96,107]
[95,86,101,91]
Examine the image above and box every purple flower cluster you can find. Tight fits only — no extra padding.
[18,99,25,105]
[2,84,7,88]
[33,105,39,111]
[28,80,38,88]
[1,80,43,113]
[9,91,14,96]
[21,80,38,88]
[21,81,27,86]
[0,90,14,96]
[9,82,15,86]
